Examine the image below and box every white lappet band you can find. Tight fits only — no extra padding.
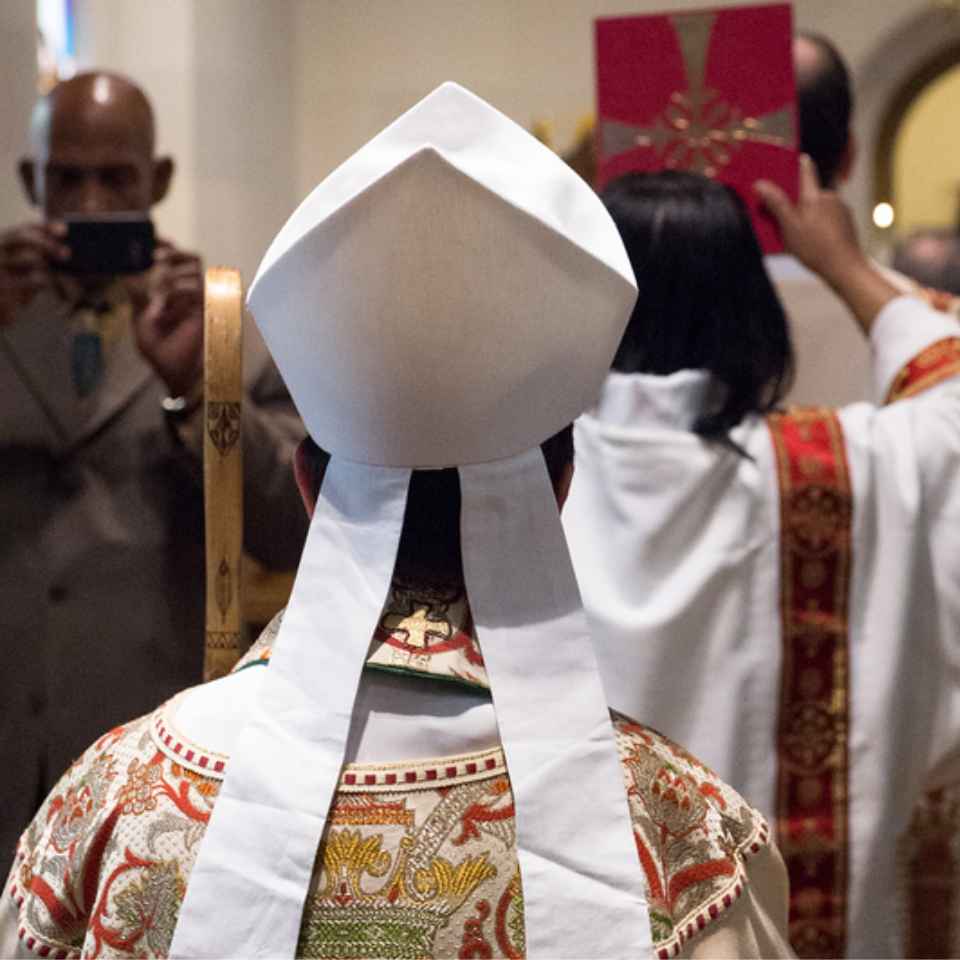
[460,449,651,959]
[170,461,411,958]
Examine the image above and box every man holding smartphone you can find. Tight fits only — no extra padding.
[0,72,307,881]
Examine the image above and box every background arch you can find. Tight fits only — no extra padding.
[852,4,960,252]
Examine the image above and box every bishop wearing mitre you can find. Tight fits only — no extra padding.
[2,84,793,960]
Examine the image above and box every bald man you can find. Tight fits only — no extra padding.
[0,72,307,880]
[765,34,954,407]
[762,33,879,407]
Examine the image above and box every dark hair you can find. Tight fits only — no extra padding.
[300,425,573,583]
[601,171,793,439]
[796,32,853,188]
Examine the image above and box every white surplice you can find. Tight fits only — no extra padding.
[564,295,960,958]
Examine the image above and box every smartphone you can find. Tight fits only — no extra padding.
[57,214,155,275]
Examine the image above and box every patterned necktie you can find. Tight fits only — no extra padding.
[71,300,112,398]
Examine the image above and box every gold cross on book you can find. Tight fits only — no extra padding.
[600,12,794,178]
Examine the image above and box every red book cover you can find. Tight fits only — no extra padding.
[595,3,798,253]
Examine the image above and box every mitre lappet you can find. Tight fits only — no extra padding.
[170,82,651,958]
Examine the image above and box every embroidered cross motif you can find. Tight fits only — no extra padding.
[600,12,794,178]
[381,605,452,650]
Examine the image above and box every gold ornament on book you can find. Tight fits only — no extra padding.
[600,12,794,178]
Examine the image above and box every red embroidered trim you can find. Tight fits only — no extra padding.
[154,698,507,792]
[768,408,853,959]
[152,712,227,778]
[7,853,82,959]
[885,337,960,404]
[650,821,770,959]
[340,750,505,793]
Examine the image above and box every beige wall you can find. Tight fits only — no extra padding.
[291,0,927,196]
[12,0,957,277]
[0,0,38,228]
[74,0,197,256]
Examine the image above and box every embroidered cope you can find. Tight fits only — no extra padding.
[3,588,785,960]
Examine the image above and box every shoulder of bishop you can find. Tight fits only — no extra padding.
[6,705,217,959]
[611,713,772,959]
[7,628,772,960]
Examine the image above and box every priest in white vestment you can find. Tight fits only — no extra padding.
[564,154,960,959]
[0,84,794,960]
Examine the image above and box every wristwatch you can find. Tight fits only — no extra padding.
[161,380,203,419]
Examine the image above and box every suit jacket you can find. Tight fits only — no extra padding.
[0,287,307,881]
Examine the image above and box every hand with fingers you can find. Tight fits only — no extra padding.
[127,239,204,398]
[0,222,69,327]
[755,154,864,285]
[756,154,900,333]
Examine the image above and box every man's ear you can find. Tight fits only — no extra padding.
[151,156,174,206]
[18,158,39,206]
[835,132,856,185]
[556,461,574,512]
[293,441,318,519]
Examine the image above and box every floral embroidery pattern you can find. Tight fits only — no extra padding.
[116,759,163,816]
[619,722,763,958]
[9,715,216,959]
[107,859,185,956]
[9,610,770,959]
[9,704,768,959]
[48,753,117,854]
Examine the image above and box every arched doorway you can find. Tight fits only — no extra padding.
[848,4,960,252]
[873,44,960,237]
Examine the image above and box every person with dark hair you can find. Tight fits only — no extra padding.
[1,83,794,960]
[795,31,854,190]
[603,170,793,440]
[0,72,308,885]
[565,157,960,957]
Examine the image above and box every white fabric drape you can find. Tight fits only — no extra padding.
[461,449,651,959]
[170,461,411,958]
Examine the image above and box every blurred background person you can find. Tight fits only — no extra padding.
[766,31,880,407]
[0,71,307,882]
[892,226,960,295]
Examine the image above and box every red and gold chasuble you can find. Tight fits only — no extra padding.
[595,3,798,252]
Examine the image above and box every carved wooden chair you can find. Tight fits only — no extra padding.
[202,268,296,680]
[202,268,245,681]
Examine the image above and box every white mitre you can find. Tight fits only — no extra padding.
[171,82,651,959]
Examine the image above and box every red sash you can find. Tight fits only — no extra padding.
[768,408,853,958]
[770,338,960,957]
[885,337,960,404]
